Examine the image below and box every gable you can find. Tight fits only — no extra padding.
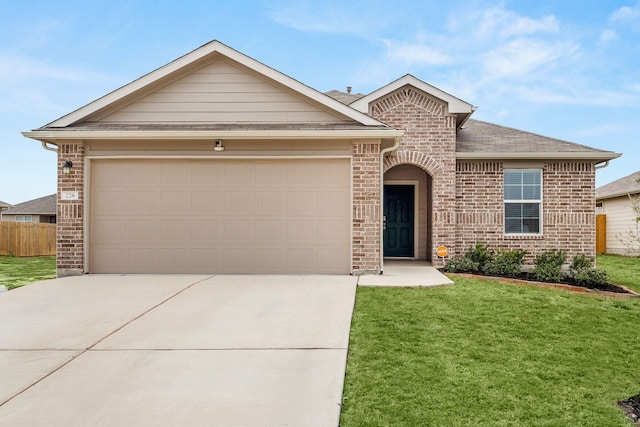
[351,74,475,128]
[370,85,448,118]
[39,40,387,130]
[87,57,354,124]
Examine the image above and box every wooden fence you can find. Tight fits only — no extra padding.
[0,222,56,256]
[596,214,606,255]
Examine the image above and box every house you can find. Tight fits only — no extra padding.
[0,200,12,222]
[596,171,640,255]
[22,40,620,277]
[0,194,56,223]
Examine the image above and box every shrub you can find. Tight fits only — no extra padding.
[484,249,527,277]
[533,250,566,282]
[569,254,608,288]
[442,256,479,273]
[464,243,495,272]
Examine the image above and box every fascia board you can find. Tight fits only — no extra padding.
[456,151,622,161]
[45,41,386,128]
[23,129,404,141]
[351,75,475,114]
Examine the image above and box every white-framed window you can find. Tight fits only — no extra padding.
[15,215,33,222]
[504,169,542,234]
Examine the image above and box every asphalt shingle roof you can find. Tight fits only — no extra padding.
[456,120,613,155]
[596,171,640,200]
[0,200,12,209]
[3,194,56,215]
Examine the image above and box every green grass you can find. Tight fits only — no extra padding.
[0,256,56,289]
[598,254,640,293]
[341,278,640,426]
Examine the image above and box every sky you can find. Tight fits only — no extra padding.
[1,0,639,204]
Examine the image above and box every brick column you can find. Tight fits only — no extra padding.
[57,143,85,277]
[352,141,381,274]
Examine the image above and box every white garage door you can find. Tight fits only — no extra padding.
[89,158,351,274]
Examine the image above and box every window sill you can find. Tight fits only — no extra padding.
[504,234,544,240]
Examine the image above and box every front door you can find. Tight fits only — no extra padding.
[383,185,414,257]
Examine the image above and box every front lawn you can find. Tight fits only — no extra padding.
[598,254,640,293]
[341,278,640,426]
[0,256,56,290]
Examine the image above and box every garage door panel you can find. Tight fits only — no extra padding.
[287,191,318,215]
[127,191,157,215]
[90,159,350,274]
[253,220,287,242]
[224,163,255,185]
[255,191,286,216]
[224,190,255,214]
[190,190,224,214]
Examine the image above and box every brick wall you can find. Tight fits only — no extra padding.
[352,141,381,273]
[455,160,596,264]
[57,144,85,276]
[372,86,457,266]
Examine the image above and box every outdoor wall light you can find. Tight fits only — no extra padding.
[62,160,73,175]
[214,139,225,152]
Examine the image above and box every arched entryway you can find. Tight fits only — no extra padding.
[383,164,433,261]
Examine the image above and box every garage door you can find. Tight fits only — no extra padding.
[89,158,351,274]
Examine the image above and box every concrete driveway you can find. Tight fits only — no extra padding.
[0,274,357,426]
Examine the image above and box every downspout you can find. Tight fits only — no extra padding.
[595,160,609,170]
[379,136,402,274]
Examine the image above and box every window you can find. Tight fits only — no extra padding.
[504,169,541,234]
[16,215,33,222]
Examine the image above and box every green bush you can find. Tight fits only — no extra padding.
[484,249,527,277]
[464,243,495,272]
[569,254,608,287]
[443,256,479,273]
[533,250,566,282]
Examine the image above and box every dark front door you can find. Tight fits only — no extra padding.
[384,185,414,257]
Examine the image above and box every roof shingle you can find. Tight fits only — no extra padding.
[3,194,56,215]
[596,171,640,200]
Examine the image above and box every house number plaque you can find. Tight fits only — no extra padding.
[61,191,79,201]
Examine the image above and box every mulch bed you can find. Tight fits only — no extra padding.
[618,394,640,425]
[441,270,639,298]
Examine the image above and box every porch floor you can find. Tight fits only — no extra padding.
[357,260,454,287]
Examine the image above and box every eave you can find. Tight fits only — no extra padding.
[456,151,622,161]
[23,128,404,142]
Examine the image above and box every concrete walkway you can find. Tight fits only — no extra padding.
[0,265,451,426]
[359,260,454,287]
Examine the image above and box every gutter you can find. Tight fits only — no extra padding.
[379,136,402,274]
[41,141,58,152]
[23,129,404,141]
[456,151,621,161]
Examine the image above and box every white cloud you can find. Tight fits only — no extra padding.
[383,39,452,66]
[482,38,578,80]
[599,29,618,44]
[476,7,559,39]
[515,86,638,107]
[610,2,640,24]
[0,53,121,119]
[501,15,559,37]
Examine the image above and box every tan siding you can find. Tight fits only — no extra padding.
[95,59,349,124]
[602,196,640,255]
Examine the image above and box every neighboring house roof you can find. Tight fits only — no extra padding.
[3,194,56,215]
[324,89,364,105]
[456,120,618,161]
[0,200,12,209]
[596,170,640,201]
